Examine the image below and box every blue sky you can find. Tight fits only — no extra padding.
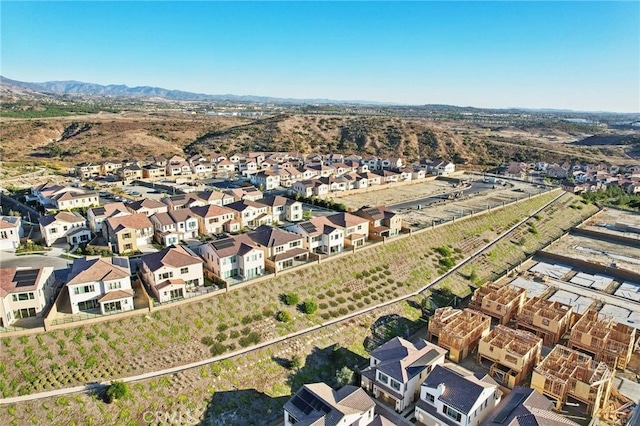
[2,1,639,112]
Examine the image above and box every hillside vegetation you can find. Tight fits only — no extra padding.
[1,112,638,167]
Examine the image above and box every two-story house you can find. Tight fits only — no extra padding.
[226,200,271,229]
[199,234,264,282]
[0,216,23,250]
[105,213,154,254]
[259,195,303,223]
[0,266,55,326]
[360,337,448,412]
[31,182,99,211]
[150,209,199,246]
[87,202,130,234]
[251,171,281,191]
[38,211,91,247]
[286,217,344,255]
[196,190,235,207]
[353,206,403,239]
[140,245,204,303]
[126,198,169,217]
[162,194,206,211]
[248,225,308,272]
[226,186,264,202]
[65,256,133,314]
[414,363,501,426]
[142,164,166,179]
[326,212,370,248]
[190,205,239,236]
[284,383,381,426]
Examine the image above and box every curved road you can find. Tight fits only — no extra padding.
[388,180,496,211]
[0,189,565,405]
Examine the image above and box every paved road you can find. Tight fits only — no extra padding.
[388,181,495,211]
[0,189,564,405]
[0,246,72,270]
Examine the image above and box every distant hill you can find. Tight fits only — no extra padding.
[0,76,390,105]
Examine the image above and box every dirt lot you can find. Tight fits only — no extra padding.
[581,208,640,239]
[545,233,640,273]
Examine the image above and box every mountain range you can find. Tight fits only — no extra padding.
[0,76,391,105]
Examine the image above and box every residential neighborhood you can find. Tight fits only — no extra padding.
[0,149,638,426]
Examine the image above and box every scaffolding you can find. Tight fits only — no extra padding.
[568,309,636,370]
[516,296,572,346]
[469,283,526,325]
[531,345,613,417]
[427,307,491,363]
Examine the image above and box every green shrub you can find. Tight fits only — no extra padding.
[282,293,299,306]
[106,381,130,403]
[301,301,318,314]
[319,303,328,310]
[435,246,452,257]
[336,296,346,304]
[210,343,226,356]
[239,332,260,348]
[216,323,229,332]
[215,333,228,342]
[230,330,240,339]
[326,289,336,297]
[201,336,215,346]
[276,311,292,322]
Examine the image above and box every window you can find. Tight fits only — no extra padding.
[103,301,123,313]
[159,272,173,280]
[390,378,401,392]
[426,393,435,404]
[377,372,389,385]
[443,405,462,422]
[108,281,122,290]
[63,226,68,231]
[73,285,95,295]
[180,267,189,274]
[123,233,131,239]
[12,292,35,302]
[275,246,284,253]
[50,227,57,234]
[78,299,99,311]
[13,307,36,319]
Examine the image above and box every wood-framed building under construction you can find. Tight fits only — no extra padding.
[477,325,543,389]
[568,309,636,370]
[516,296,572,346]
[530,345,613,417]
[426,307,491,363]
[469,283,526,325]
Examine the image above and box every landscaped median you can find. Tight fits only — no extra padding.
[0,189,582,401]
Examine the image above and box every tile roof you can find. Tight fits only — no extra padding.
[38,211,86,227]
[89,202,129,219]
[326,212,369,229]
[484,387,579,426]
[205,234,259,258]
[98,289,134,303]
[190,204,235,218]
[365,337,447,384]
[127,198,166,211]
[141,245,203,272]
[0,267,51,297]
[156,278,186,290]
[106,213,153,232]
[0,216,20,229]
[249,225,303,248]
[283,383,374,426]
[423,364,497,414]
[66,257,131,286]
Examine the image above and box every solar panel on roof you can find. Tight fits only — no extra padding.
[364,207,379,215]
[300,222,317,233]
[296,388,332,415]
[13,270,39,287]
[492,389,529,424]
[212,239,235,250]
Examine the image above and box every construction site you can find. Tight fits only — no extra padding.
[477,325,542,389]
[530,345,613,418]
[568,309,636,371]
[426,307,491,363]
[516,296,573,346]
[468,282,526,325]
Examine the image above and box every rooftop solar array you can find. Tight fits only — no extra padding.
[300,222,318,233]
[13,269,39,287]
[212,239,235,250]
[290,388,332,416]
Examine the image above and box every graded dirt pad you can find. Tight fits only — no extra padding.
[334,179,453,210]
[545,233,640,273]
[581,208,640,239]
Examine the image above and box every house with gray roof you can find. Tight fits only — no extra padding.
[199,234,264,283]
[248,225,308,272]
[414,363,501,426]
[484,386,578,426]
[360,337,447,412]
[284,382,385,426]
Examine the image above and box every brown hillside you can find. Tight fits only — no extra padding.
[1,112,637,167]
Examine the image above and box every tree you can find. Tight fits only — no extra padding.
[335,366,354,387]
[106,381,130,403]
